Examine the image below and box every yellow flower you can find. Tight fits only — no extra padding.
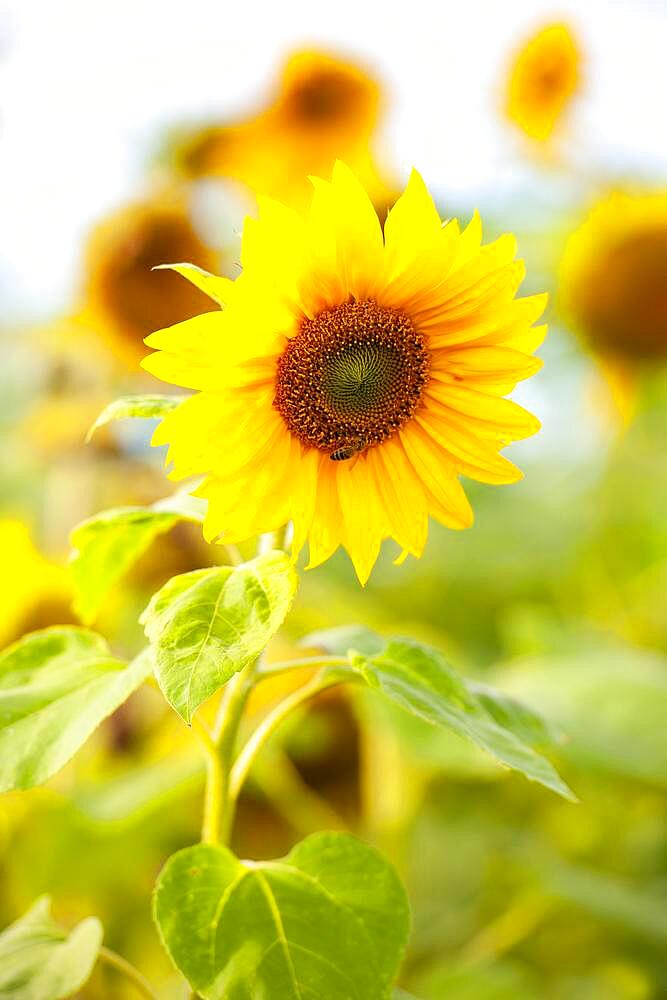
[0,521,73,648]
[143,164,546,583]
[506,23,580,141]
[561,191,667,361]
[79,194,219,368]
[170,49,394,212]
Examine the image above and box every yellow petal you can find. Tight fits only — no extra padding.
[436,345,543,388]
[384,169,443,276]
[335,455,387,584]
[426,382,541,440]
[399,424,474,529]
[367,439,429,557]
[153,263,235,307]
[306,460,344,569]
[416,410,524,484]
[307,161,384,300]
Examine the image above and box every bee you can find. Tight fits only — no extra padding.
[329,436,368,461]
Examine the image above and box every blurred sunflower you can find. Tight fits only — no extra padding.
[143,163,546,583]
[561,191,667,423]
[0,520,74,649]
[169,49,394,212]
[561,191,667,362]
[506,23,580,142]
[78,194,219,368]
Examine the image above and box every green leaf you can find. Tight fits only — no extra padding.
[0,896,102,999]
[69,494,205,624]
[86,393,186,440]
[141,551,298,723]
[349,639,575,801]
[0,628,152,791]
[153,832,410,1000]
[467,681,560,750]
[302,624,385,658]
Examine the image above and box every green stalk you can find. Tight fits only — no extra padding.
[197,529,347,846]
[97,946,159,999]
[198,664,256,845]
[228,670,359,807]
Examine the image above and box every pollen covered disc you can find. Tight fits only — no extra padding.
[274,299,430,456]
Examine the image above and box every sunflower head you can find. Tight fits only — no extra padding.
[561,191,667,362]
[275,50,380,137]
[167,50,392,212]
[143,163,546,583]
[81,196,219,367]
[506,23,580,141]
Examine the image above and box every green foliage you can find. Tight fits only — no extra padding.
[0,628,152,791]
[0,896,102,999]
[141,551,298,723]
[528,851,667,945]
[74,751,203,826]
[353,640,574,800]
[494,649,667,787]
[310,629,574,800]
[412,958,538,1000]
[86,393,186,440]
[69,494,206,624]
[302,624,384,657]
[153,832,410,999]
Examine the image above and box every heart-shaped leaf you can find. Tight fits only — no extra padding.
[141,551,297,723]
[0,627,152,791]
[0,896,102,999]
[153,832,410,999]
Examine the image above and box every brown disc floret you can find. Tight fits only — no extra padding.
[274,299,430,459]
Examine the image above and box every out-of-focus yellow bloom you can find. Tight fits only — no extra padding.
[78,194,219,368]
[22,395,114,456]
[143,163,546,583]
[170,50,394,211]
[561,191,667,361]
[0,521,73,649]
[561,191,667,426]
[506,23,580,141]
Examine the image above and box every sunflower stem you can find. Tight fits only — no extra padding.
[198,664,256,845]
[198,527,296,846]
[255,655,351,681]
[97,946,159,999]
[228,670,360,807]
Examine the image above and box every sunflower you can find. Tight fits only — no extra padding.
[169,50,394,212]
[561,191,667,362]
[143,164,546,583]
[506,23,580,142]
[79,194,220,367]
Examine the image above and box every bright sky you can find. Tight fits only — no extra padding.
[0,0,665,320]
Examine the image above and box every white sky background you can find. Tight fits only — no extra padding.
[0,0,666,321]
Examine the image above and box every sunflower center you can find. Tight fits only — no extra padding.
[287,71,358,125]
[274,299,430,459]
